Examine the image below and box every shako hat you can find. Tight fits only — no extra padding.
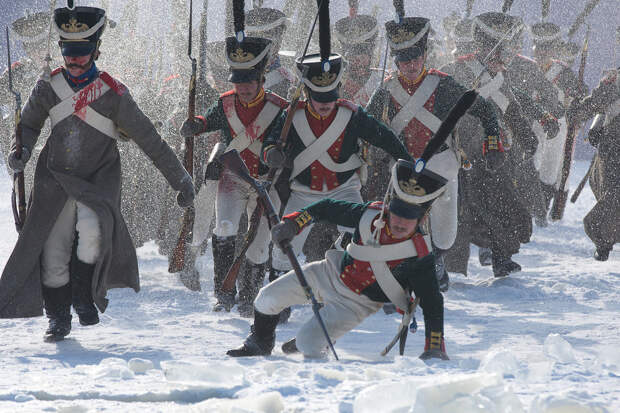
[296,0,343,103]
[388,159,448,219]
[386,17,431,62]
[245,7,289,42]
[10,11,51,45]
[530,22,563,46]
[54,6,106,57]
[472,12,523,50]
[226,0,272,83]
[334,14,378,58]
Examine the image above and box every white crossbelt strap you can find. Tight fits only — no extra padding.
[386,75,442,136]
[345,209,430,309]
[545,63,566,103]
[48,73,120,140]
[222,95,281,156]
[291,106,360,179]
[605,98,620,127]
[467,60,510,113]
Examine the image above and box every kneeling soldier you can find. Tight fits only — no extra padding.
[227,160,448,360]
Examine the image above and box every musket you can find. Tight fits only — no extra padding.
[221,149,339,360]
[502,0,515,13]
[169,0,198,273]
[541,0,551,20]
[567,0,600,39]
[465,0,475,18]
[550,26,590,221]
[222,0,324,292]
[6,28,27,232]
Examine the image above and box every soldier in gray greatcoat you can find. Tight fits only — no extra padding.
[568,67,620,261]
[0,6,194,342]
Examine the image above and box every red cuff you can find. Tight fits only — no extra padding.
[195,115,207,134]
[283,210,313,233]
[539,112,557,127]
[483,135,504,155]
[262,144,276,163]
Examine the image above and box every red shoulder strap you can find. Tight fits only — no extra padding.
[99,72,126,96]
[428,68,448,78]
[51,67,63,76]
[368,201,383,210]
[265,91,289,109]
[336,98,359,112]
[412,234,430,258]
[220,90,236,98]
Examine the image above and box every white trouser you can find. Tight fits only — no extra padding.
[426,149,460,250]
[191,179,217,247]
[213,170,279,264]
[41,198,101,288]
[271,174,363,271]
[533,117,568,187]
[255,250,383,357]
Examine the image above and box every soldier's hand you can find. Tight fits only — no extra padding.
[179,116,204,138]
[7,146,31,172]
[542,114,559,139]
[264,146,285,168]
[271,219,298,250]
[485,150,505,172]
[176,175,196,208]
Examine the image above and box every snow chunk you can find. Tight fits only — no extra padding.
[91,357,135,380]
[478,349,523,379]
[543,334,577,363]
[14,393,35,402]
[128,358,154,374]
[530,395,610,413]
[161,360,244,386]
[192,391,285,413]
[354,373,525,413]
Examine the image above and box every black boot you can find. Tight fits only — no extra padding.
[238,261,266,318]
[281,338,299,354]
[478,247,493,266]
[492,254,522,277]
[269,268,291,324]
[434,248,450,292]
[42,284,72,342]
[71,258,99,326]
[212,235,236,312]
[227,310,279,357]
[594,245,611,261]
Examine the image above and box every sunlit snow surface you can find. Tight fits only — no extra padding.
[0,160,618,413]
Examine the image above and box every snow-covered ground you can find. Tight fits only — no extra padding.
[0,160,618,413]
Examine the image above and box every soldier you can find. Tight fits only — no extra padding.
[527,22,588,213]
[179,28,288,316]
[299,11,382,264]
[261,4,413,290]
[227,160,449,360]
[366,16,503,290]
[245,6,295,99]
[440,12,543,278]
[0,5,195,342]
[1,11,52,174]
[568,67,620,261]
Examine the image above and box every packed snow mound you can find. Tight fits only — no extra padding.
[354,372,525,413]
[543,334,577,364]
[161,360,245,386]
[191,391,285,413]
[530,395,610,413]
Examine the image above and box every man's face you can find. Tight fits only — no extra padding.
[388,213,419,239]
[397,53,426,81]
[234,80,261,103]
[309,98,337,117]
[347,54,372,80]
[64,54,93,77]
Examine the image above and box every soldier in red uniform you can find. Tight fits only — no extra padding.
[227,160,449,360]
[366,16,503,290]
[180,23,288,317]
[260,2,413,292]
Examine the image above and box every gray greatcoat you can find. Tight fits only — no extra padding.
[0,69,190,318]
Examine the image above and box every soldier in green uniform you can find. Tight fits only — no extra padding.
[227,160,449,360]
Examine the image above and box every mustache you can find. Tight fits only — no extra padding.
[66,62,90,70]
